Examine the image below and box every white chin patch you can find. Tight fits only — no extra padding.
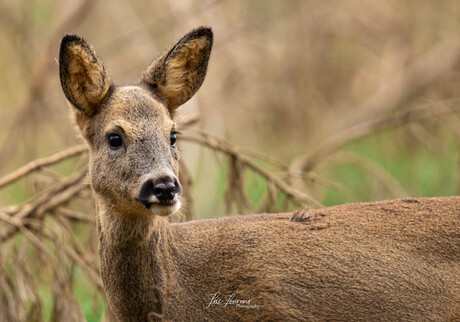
[149,201,181,216]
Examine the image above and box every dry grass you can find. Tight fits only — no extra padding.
[1,0,460,320]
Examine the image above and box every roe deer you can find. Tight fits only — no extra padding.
[59,27,460,321]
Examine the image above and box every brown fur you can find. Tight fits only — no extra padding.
[59,28,460,321]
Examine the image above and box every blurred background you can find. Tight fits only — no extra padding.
[1,0,460,320]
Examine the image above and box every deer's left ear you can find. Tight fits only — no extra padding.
[141,27,213,114]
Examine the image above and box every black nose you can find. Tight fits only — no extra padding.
[153,181,177,201]
[138,177,181,208]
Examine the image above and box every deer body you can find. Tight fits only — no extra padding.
[97,197,460,321]
[59,28,460,321]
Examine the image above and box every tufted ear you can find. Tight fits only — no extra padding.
[140,27,213,115]
[59,34,111,116]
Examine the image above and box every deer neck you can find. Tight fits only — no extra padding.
[96,200,180,319]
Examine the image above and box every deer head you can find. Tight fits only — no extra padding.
[59,28,213,219]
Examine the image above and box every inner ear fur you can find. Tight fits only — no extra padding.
[59,34,111,116]
[141,27,213,112]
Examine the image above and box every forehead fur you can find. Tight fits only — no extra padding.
[78,85,174,142]
[106,86,172,121]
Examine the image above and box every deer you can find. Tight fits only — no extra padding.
[58,27,460,321]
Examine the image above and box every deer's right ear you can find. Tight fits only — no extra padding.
[59,35,111,116]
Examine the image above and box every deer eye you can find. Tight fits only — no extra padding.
[107,133,123,149]
[170,131,180,147]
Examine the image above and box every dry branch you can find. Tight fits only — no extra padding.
[0,145,87,189]
[181,131,323,208]
[225,155,252,215]
[276,172,342,191]
[0,168,88,243]
[56,207,94,223]
[45,219,103,291]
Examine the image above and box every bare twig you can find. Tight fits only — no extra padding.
[276,172,342,190]
[0,168,88,242]
[50,217,103,291]
[234,147,289,170]
[182,131,323,208]
[0,212,57,264]
[0,145,87,189]
[225,155,252,215]
[56,207,94,223]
